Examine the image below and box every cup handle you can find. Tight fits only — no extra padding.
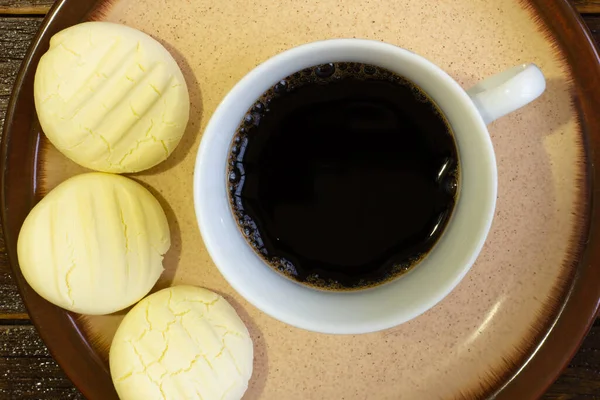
[466,63,546,124]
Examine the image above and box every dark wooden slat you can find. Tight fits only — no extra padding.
[574,0,600,13]
[0,232,26,315]
[0,269,26,316]
[0,325,83,399]
[0,17,43,61]
[543,320,600,399]
[0,17,41,317]
[0,17,44,135]
[0,16,44,144]
[582,15,600,36]
[0,1,53,15]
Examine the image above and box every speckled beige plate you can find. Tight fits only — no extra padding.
[3,0,599,399]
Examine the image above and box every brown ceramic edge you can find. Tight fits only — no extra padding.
[0,0,118,399]
[494,1,600,398]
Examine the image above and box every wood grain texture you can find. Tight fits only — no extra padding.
[0,1,53,15]
[582,15,600,34]
[0,17,39,317]
[0,326,83,399]
[0,4,598,400]
[0,17,41,132]
[543,320,600,399]
[574,0,600,13]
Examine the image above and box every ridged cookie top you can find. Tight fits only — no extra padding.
[34,22,190,173]
[17,173,170,314]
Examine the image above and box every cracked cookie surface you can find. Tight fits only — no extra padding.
[34,21,190,173]
[110,286,253,400]
[17,172,170,314]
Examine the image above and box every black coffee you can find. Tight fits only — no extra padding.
[227,62,459,291]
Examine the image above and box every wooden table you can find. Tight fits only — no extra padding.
[0,1,599,399]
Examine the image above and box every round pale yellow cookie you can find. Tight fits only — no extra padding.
[110,286,254,400]
[17,173,170,315]
[34,21,190,173]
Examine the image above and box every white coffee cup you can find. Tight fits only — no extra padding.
[194,39,545,334]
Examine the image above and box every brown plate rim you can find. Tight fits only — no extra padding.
[1,0,599,399]
[495,1,600,397]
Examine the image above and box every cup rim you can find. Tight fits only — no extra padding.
[193,38,497,334]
